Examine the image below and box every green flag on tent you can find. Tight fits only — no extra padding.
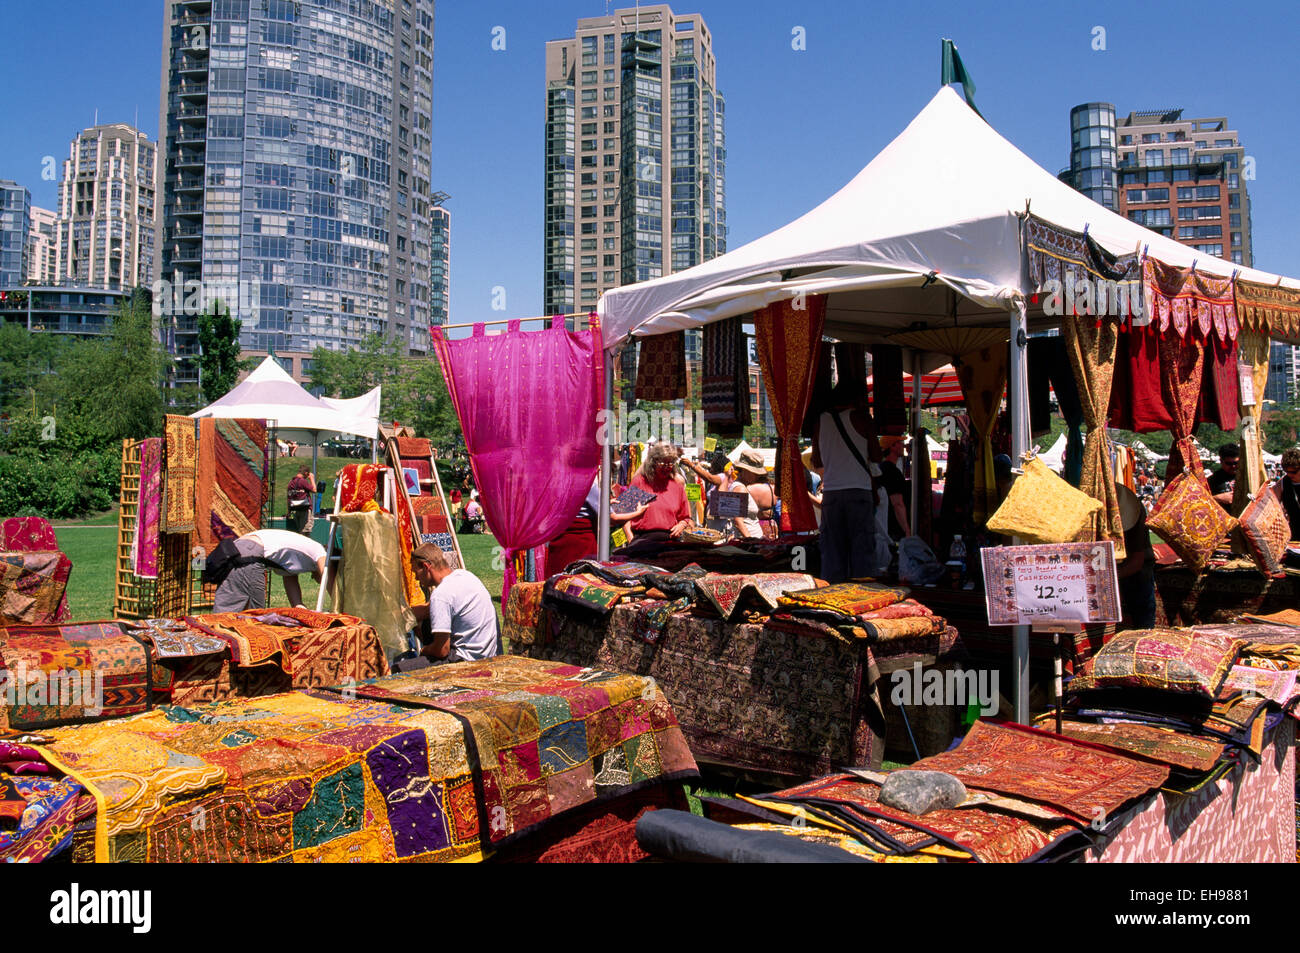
[940,38,982,117]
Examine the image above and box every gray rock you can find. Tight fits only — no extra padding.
[878,770,967,815]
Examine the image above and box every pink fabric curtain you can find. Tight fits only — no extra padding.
[432,318,604,601]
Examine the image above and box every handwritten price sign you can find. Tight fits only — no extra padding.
[982,541,1120,626]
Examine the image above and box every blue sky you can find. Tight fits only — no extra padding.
[2,0,1297,325]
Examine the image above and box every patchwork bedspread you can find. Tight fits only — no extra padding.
[0,552,73,626]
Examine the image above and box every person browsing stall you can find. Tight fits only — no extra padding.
[812,381,880,583]
[729,448,777,539]
[409,544,501,663]
[1208,443,1240,508]
[1272,448,1300,541]
[206,528,327,612]
[628,441,694,538]
[877,435,911,540]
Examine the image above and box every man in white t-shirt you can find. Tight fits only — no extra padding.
[211,528,327,612]
[409,543,500,663]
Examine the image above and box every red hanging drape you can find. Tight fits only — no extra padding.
[753,295,826,533]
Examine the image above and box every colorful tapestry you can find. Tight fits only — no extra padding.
[702,316,751,435]
[909,720,1169,824]
[1147,470,1237,570]
[337,464,424,608]
[1063,316,1126,559]
[545,573,644,615]
[643,563,709,599]
[1198,331,1240,432]
[694,572,817,620]
[132,437,162,579]
[1235,277,1300,342]
[1025,215,1142,311]
[777,581,909,618]
[1,516,59,552]
[331,510,416,663]
[629,598,692,644]
[561,560,664,586]
[195,417,268,554]
[118,617,227,660]
[503,581,546,647]
[751,773,1082,863]
[0,772,92,863]
[0,552,73,626]
[1071,627,1241,697]
[322,655,698,845]
[0,622,151,729]
[411,496,447,518]
[38,690,487,863]
[527,604,965,776]
[1223,665,1299,707]
[184,611,297,671]
[162,414,197,533]
[395,436,433,459]
[634,331,687,401]
[1047,719,1225,773]
[338,462,384,512]
[1238,484,1289,577]
[753,295,825,532]
[1144,256,1237,342]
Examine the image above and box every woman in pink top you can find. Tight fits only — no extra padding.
[628,442,693,537]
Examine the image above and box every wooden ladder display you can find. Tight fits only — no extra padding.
[316,466,407,612]
[382,432,464,571]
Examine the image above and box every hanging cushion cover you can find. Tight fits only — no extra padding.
[986,456,1102,544]
[1237,485,1290,578]
[1146,471,1238,571]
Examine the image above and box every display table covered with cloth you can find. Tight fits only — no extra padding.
[5,655,696,863]
[0,516,72,626]
[1154,563,1300,627]
[523,600,966,776]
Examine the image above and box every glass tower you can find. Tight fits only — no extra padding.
[158,0,434,386]
[1065,103,1118,211]
[0,180,31,288]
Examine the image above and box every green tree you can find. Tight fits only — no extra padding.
[1263,403,1300,454]
[197,299,242,404]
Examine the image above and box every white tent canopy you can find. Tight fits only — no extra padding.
[1037,432,1068,471]
[598,86,1298,353]
[192,356,377,440]
[320,386,382,442]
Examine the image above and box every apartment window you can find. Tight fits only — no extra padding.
[603,270,618,283]
[582,71,597,85]
[1142,133,1161,143]
[1232,232,1242,246]
[1143,149,1164,167]
[603,172,617,183]
[582,89,597,102]
[1229,213,1241,227]
[603,254,616,266]
[1170,148,1189,164]
[1215,139,1234,148]
[1229,193,1241,209]
[604,87,617,101]
[604,121,616,134]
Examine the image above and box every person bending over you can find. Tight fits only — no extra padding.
[208,528,327,611]
[409,544,501,663]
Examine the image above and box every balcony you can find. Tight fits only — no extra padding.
[178,107,207,123]
[175,176,204,192]
[178,82,208,98]
[174,201,204,216]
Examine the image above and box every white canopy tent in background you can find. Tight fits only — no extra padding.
[593,84,1300,723]
[192,355,381,489]
[1036,433,1068,472]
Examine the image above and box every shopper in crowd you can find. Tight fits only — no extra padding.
[204,528,327,612]
[628,441,694,539]
[684,451,737,534]
[1208,443,1240,508]
[1272,448,1300,541]
[802,447,824,526]
[286,465,316,534]
[728,448,777,539]
[877,435,910,541]
[811,380,879,583]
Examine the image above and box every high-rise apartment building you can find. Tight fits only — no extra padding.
[53,124,156,291]
[544,4,725,387]
[430,192,449,327]
[157,0,434,386]
[0,180,31,288]
[26,206,57,285]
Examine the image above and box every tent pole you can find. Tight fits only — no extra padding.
[311,432,319,496]
[1009,299,1031,725]
[909,351,922,538]
[598,348,615,561]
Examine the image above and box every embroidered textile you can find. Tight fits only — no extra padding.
[1223,665,1299,707]
[1144,257,1237,342]
[0,773,91,862]
[1238,484,1289,577]
[1147,470,1238,570]
[909,720,1169,824]
[753,296,826,532]
[1048,719,1225,773]
[1070,627,1242,697]
[701,316,751,435]
[132,437,162,579]
[560,560,664,586]
[39,690,486,863]
[331,510,416,662]
[634,331,687,401]
[1063,316,1126,558]
[394,436,432,458]
[0,552,73,626]
[1,517,59,552]
[545,573,643,614]
[503,581,546,647]
[162,414,197,532]
[1235,277,1300,343]
[322,655,698,845]
[1025,214,1141,300]
[119,618,227,660]
[987,455,1102,543]
[0,622,150,729]
[195,418,268,553]
[1109,324,1173,432]
[643,563,709,599]
[754,773,1082,863]
[1198,331,1240,432]
[777,581,909,618]
[693,572,817,620]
